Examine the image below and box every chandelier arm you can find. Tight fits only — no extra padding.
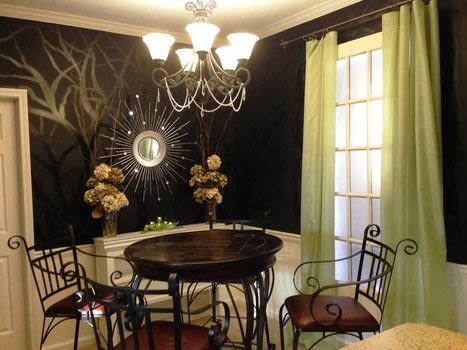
[206,54,252,89]
[191,88,245,114]
[165,78,204,112]
[191,96,225,114]
[199,80,245,112]
[152,67,195,90]
[166,85,193,112]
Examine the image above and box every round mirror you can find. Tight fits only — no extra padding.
[138,137,160,161]
[133,131,167,167]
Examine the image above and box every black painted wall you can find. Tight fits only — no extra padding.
[0,18,202,243]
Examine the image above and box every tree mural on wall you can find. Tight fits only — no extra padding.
[0,18,148,242]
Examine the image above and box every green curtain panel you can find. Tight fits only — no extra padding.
[295,31,338,349]
[301,32,337,290]
[381,0,455,330]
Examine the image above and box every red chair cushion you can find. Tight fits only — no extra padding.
[284,294,380,333]
[114,320,211,350]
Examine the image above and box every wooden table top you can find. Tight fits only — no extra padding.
[124,229,283,282]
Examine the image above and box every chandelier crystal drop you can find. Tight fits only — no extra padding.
[142,0,258,115]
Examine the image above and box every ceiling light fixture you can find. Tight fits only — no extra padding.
[142,0,258,115]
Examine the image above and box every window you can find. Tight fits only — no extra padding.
[334,33,382,282]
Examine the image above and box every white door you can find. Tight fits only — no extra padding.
[0,88,34,349]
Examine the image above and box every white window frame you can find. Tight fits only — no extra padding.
[334,32,383,282]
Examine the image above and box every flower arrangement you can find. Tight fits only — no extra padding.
[83,163,129,219]
[189,154,228,204]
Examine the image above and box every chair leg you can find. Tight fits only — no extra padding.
[40,317,47,350]
[279,303,289,350]
[292,329,301,350]
[73,317,80,350]
[211,282,217,320]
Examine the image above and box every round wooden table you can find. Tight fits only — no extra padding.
[124,229,283,349]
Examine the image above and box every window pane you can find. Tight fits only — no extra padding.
[335,151,346,192]
[350,197,368,239]
[350,53,367,99]
[372,198,381,226]
[335,240,349,281]
[350,102,367,147]
[336,105,346,148]
[351,243,362,280]
[335,195,347,236]
[350,150,367,193]
[370,150,381,195]
[369,99,382,146]
[336,59,346,102]
[371,49,383,97]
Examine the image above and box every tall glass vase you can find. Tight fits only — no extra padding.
[102,211,118,238]
[205,199,217,223]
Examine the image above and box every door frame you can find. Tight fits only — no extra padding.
[0,88,34,346]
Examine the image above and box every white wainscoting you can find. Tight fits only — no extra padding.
[447,262,467,333]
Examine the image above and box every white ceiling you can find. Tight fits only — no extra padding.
[0,0,361,44]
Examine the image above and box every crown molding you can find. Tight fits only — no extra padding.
[256,0,362,39]
[1,1,362,44]
[0,4,191,43]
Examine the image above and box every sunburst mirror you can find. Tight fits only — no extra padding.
[101,95,192,200]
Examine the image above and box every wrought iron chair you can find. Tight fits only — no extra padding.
[7,226,130,349]
[63,262,230,350]
[7,228,84,350]
[208,210,272,231]
[278,224,418,349]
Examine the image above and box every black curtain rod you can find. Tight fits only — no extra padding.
[280,0,415,48]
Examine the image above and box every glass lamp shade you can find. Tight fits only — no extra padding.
[175,48,198,72]
[186,22,220,53]
[215,46,238,71]
[142,33,175,61]
[227,33,259,60]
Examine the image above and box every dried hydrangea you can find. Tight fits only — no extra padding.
[190,164,205,176]
[207,154,221,170]
[189,155,227,204]
[93,163,111,181]
[108,166,124,185]
[101,192,129,212]
[84,163,129,219]
[193,187,223,204]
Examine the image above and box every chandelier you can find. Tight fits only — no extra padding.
[142,0,258,115]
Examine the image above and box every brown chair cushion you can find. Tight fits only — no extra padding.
[115,320,211,350]
[284,294,380,333]
[45,292,82,317]
[45,287,118,318]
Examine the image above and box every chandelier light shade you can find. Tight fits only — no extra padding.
[185,22,220,53]
[215,46,238,71]
[227,33,259,61]
[143,0,259,114]
[142,33,175,62]
[175,48,198,72]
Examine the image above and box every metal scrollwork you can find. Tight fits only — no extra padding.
[396,238,419,256]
